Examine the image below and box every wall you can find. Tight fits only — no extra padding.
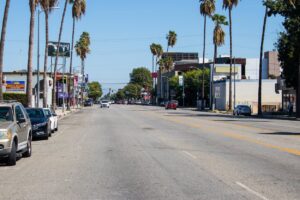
[214,80,281,113]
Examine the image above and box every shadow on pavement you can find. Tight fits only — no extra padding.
[259,132,300,136]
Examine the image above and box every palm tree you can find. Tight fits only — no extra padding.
[258,2,269,116]
[27,0,39,107]
[40,0,58,108]
[75,32,90,105]
[211,14,228,110]
[0,0,11,100]
[68,0,86,109]
[150,43,158,74]
[200,0,215,110]
[223,0,240,111]
[166,31,177,52]
[52,0,69,109]
[155,44,164,100]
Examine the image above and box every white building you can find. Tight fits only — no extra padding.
[2,72,53,107]
[214,79,281,113]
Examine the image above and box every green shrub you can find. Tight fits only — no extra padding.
[4,93,28,107]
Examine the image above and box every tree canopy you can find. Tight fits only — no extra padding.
[130,67,152,89]
[88,81,102,100]
[266,0,300,88]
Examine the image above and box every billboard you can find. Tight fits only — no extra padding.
[48,42,70,57]
[6,81,25,92]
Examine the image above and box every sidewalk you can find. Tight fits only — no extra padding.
[178,106,299,121]
[55,106,82,119]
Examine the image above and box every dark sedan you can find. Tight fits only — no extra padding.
[26,108,51,140]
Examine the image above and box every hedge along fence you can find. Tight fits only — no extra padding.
[3,93,28,106]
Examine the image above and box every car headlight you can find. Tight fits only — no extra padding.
[0,130,12,140]
[33,122,47,129]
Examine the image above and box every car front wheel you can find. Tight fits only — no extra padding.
[23,135,32,158]
[7,140,17,166]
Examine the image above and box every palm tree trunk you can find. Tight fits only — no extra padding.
[258,6,268,116]
[81,59,85,106]
[0,0,11,100]
[67,18,76,110]
[211,44,217,110]
[202,15,207,110]
[27,0,36,108]
[52,0,68,109]
[43,11,49,108]
[228,9,233,111]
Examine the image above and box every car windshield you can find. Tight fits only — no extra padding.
[26,109,45,118]
[102,101,108,103]
[239,106,250,109]
[0,107,13,121]
[44,109,52,117]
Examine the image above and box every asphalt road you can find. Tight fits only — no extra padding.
[0,105,299,200]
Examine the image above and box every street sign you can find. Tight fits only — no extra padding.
[178,75,184,86]
[48,42,70,57]
[151,72,157,78]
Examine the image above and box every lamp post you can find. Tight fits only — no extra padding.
[36,7,59,108]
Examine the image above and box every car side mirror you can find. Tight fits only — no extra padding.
[18,117,26,124]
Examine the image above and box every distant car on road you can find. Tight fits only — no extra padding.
[101,100,110,108]
[44,108,58,133]
[0,102,32,166]
[165,100,178,110]
[233,105,252,116]
[26,108,51,140]
[84,99,93,107]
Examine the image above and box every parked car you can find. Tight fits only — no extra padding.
[100,100,110,108]
[233,105,252,116]
[165,100,178,110]
[84,99,93,107]
[26,108,51,140]
[0,102,32,166]
[44,108,58,133]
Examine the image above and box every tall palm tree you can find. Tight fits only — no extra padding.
[258,2,269,116]
[155,44,164,100]
[68,0,86,109]
[223,0,240,111]
[0,0,11,100]
[52,0,69,109]
[75,32,90,105]
[200,0,215,110]
[27,0,39,107]
[211,14,228,110]
[40,0,58,108]
[150,43,158,74]
[166,31,177,52]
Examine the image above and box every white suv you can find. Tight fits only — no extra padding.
[0,102,32,166]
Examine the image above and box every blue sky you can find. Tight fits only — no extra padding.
[0,0,284,93]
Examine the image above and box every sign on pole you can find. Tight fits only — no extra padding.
[179,75,184,86]
[48,42,71,57]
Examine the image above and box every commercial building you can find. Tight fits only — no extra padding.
[214,79,281,113]
[2,71,53,107]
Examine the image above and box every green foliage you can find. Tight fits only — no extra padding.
[123,83,142,99]
[4,93,28,106]
[75,32,91,61]
[266,0,300,88]
[166,31,177,49]
[115,90,125,100]
[130,67,153,89]
[88,82,102,100]
[169,69,210,106]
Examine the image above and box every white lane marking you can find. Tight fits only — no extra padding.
[182,151,197,159]
[236,182,269,200]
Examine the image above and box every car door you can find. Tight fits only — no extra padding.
[15,105,28,145]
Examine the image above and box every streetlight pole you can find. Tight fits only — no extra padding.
[36,7,59,108]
